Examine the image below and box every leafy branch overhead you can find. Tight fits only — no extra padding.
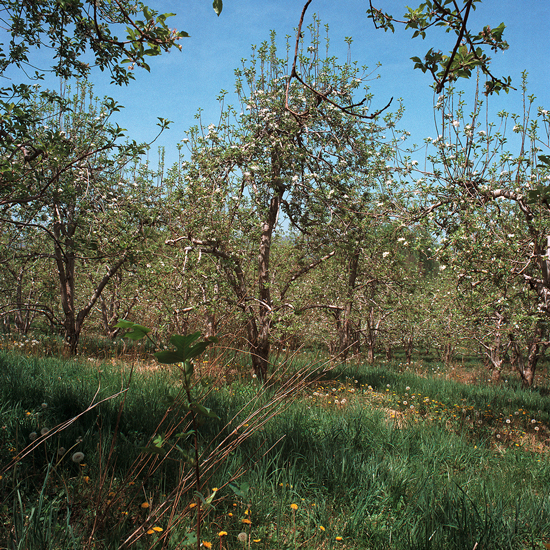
[0,0,221,206]
[367,0,512,94]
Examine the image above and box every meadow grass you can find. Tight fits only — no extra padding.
[1,346,550,549]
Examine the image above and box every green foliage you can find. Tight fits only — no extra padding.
[2,348,550,549]
[368,0,511,94]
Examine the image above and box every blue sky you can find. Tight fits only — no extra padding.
[5,1,549,167]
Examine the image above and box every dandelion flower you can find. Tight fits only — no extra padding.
[253,539,261,543]
[147,529,154,535]
[152,526,163,532]
[72,452,85,463]
[237,532,248,542]
[336,536,343,541]
[319,525,325,531]
[202,541,212,549]
[40,427,49,436]
[242,518,252,525]
[218,531,228,537]
[141,502,150,509]
[290,503,298,510]
[29,432,37,441]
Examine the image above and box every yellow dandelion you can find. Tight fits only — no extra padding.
[253,539,261,543]
[212,487,219,492]
[319,526,325,531]
[228,512,233,517]
[152,526,163,532]
[242,518,252,525]
[218,531,228,537]
[202,541,212,549]
[83,476,90,483]
[290,503,298,510]
[189,502,197,509]
[336,536,343,541]
[141,502,150,509]
[147,529,154,535]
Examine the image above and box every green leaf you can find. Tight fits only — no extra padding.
[229,481,250,499]
[115,319,151,340]
[212,0,223,16]
[153,333,217,364]
[140,445,166,456]
[189,403,220,419]
[182,532,197,546]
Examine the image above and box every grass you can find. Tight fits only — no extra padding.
[1,342,550,549]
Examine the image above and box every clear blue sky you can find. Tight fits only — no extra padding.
[6,1,550,167]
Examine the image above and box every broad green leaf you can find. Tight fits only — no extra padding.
[212,0,223,16]
[189,403,220,419]
[115,320,151,340]
[229,481,250,499]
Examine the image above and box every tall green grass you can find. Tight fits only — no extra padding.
[1,349,550,549]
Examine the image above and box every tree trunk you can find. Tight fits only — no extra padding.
[338,248,360,360]
[405,336,414,364]
[510,326,547,387]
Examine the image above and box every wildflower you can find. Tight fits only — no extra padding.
[242,518,252,525]
[218,531,228,537]
[319,525,325,531]
[72,452,85,463]
[253,539,261,543]
[336,536,343,541]
[189,502,197,508]
[290,503,298,510]
[147,529,155,535]
[57,447,66,456]
[84,476,90,483]
[202,542,212,549]
[141,502,150,509]
[29,431,38,441]
[237,533,248,542]
[383,251,390,258]
[40,427,49,436]
[41,403,48,409]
